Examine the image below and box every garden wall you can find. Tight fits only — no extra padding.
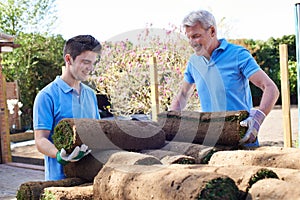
[6,81,21,131]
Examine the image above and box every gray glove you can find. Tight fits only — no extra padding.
[56,144,91,165]
[239,108,266,145]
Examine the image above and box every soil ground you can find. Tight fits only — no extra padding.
[0,105,298,199]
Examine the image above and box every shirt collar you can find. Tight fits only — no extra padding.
[216,38,228,51]
[54,76,81,94]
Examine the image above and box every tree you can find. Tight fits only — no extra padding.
[2,33,65,128]
[0,0,64,129]
[0,0,58,35]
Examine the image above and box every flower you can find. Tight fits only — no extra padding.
[7,99,19,114]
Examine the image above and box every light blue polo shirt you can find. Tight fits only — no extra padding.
[184,39,261,112]
[33,76,100,180]
[184,39,261,147]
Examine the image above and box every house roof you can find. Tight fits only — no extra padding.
[0,32,14,42]
[0,32,20,50]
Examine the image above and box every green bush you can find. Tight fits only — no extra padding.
[288,61,297,96]
[2,33,65,128]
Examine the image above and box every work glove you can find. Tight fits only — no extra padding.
[56,144,91,165]
[239,108,266,145]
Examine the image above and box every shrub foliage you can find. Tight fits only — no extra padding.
[90,27,200,116]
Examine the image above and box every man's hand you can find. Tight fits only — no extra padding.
[56,144,91,165]
[239,108,266,145]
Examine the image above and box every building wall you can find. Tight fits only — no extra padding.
[6,81,21,131]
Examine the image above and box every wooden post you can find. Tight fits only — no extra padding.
[279,44,292,147]
[0,33,19,163]
[295,3,300,148]
[149,56,159,121]
[0,55,12,163]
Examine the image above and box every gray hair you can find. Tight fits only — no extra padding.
[182,10,216,30]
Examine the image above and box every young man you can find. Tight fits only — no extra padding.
[33,35,102,180]
[170,10,279,146]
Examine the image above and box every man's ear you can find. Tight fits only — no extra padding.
[65,54,72,65]
[210,26,216,37]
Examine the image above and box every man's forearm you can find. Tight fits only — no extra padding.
[170,82,194,111]
[258,83,280,115]
[170,93,188,111]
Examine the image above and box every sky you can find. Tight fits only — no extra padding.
[54,0,298,42]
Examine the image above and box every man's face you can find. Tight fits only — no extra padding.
[69,51,98,81]
[186,22,213,56]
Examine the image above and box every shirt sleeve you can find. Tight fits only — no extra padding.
[184,61,195,84]
[238,48,261,79]
[33,91,54,131]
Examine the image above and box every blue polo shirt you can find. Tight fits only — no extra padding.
[33,76,100,180]
[184,39,261,112]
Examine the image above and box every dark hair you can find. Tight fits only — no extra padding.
[63,35,102,60]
